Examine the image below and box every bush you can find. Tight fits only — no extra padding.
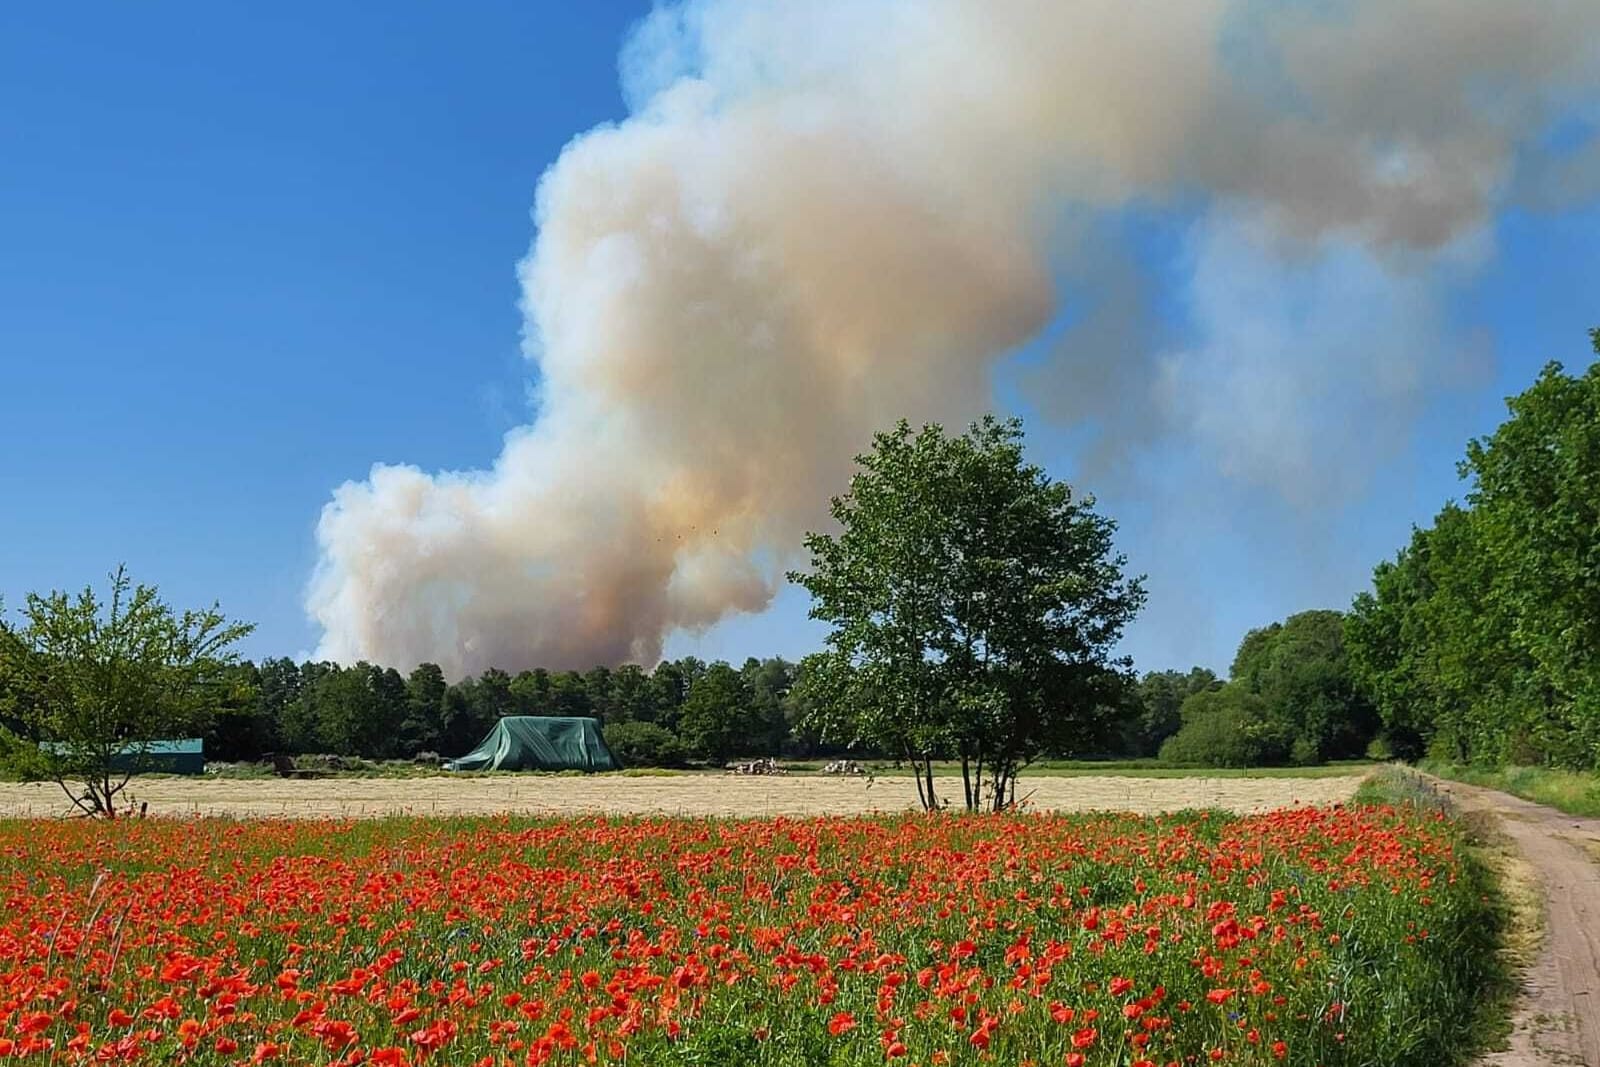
[1289,737,1322,766]
[604,722,688,768]
[1364,735,1395,761]
[1158,686,1289,768]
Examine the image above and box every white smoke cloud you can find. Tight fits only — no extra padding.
[309,0,1600,678]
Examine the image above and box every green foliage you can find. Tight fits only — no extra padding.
[0,566,253,816]
[401,662,449,754]
[676,663,757,760]
[603,721,688,768]
[1347,330,1600,769]
[790,416,1145,810]
[1122,668,1220,756]
[1157,686,1289,767]
[1231,609,1378,762]
[1422,760,1600,818]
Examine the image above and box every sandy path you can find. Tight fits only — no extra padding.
[1431,778,1600,1067]
[0,772,1360,820]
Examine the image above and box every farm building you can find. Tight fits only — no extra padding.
[40,738,206,775]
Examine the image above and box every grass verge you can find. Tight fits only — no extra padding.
[1420,760,1600,818]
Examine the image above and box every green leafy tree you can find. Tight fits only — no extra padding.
[278,662,333,753]
[611,664,657,724]
[510,669,551,716]
[741,657,795,753]
[0,566,252,817]
[1461,350,1600,765]
[677,662,755,761]
[1158,686,1288,767]
[439,680,477,755]
[296,663,406,758]
[205,660,276,761]
[1123,668,1220,756]
[1347,330,1600,768]
[402,663,449,755]
[603,721,688,768]
[472,668,515,735]
[584,666,619,723]
[1230,610,1377,763]
[791,417,1145,811]
[549,671,592,718]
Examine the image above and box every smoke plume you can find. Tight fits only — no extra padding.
[309,0,1600,677]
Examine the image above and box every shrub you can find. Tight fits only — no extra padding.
[1159,686,1289,767]
[1289,736,1322,766]
[604,721,687,768]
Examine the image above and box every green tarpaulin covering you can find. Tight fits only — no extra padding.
[444,717,619,772]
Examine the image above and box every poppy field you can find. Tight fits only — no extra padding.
[0,801,1499,1066]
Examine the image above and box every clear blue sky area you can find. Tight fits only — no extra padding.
[2,3,1596,675]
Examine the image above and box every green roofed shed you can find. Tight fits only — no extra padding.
[40,738,205,775]
[444,716,619,772]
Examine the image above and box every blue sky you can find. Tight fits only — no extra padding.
[3,3,1596,675]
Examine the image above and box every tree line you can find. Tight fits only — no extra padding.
[1345,329,1600,769]
[3,413,1390,822]
[204,655,811,767]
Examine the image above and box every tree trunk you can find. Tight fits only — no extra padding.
[906,743,928,810]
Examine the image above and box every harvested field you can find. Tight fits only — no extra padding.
[0,770,1361,819]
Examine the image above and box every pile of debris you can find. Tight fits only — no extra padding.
[725,757,787,776]
[822,759,867,776]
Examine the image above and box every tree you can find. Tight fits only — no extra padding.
[584,666,618,723]
[648,660,699,732]
[510,668,551,716]
[205,660,276,761]
[741,657,795,753]
[1158,686,1287,768]
[294,662,406,758]
[677,662,755,761]
[402,663,449,755]
[549,671,592,718]
[1123,668,1220,756]
[1346,330,1600,769]
[611,664,657,723]
[1230,610,1377,763]
[791,417,1145,811]
[603,721,688,768]
[1461,351,1600,766]
[0,567,252,817]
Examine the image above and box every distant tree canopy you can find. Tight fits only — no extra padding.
[791,416,1145,811]
[1119,668,1221,757]
[1158,610,1375,768]
[192,653,812,768]
[1348,329,1600,769]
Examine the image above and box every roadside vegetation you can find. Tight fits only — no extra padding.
[1421,761,1600,818]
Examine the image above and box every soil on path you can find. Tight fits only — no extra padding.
[1431,778,1600,1067]
[0,771,1359,820]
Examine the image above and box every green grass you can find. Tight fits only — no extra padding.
[1420,760,1600,818]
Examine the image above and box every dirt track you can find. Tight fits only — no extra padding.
[1432,778,1600,1067]
[0,772,1360,820]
